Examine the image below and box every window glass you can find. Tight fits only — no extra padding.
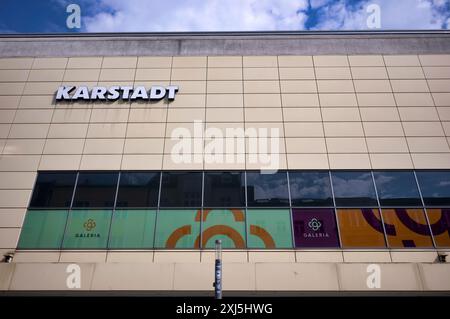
[116,172,160,207]
[374,171,421,206]
[337,208,386,248]
[289,171,333,206]
[154,209,201,248]
[72,172,118,208]
[159,172,202,207]
[17,210,68,249]
[426,208,450,248]
[204,171,245,207]
[108,209,156,249]
[247,209,293,248]
[292,208,340,248]
[29,172,77,208]
[62,210,112,249]
[201,209,246,249]
[381,208,433,248]
[246,171,289,207]
[331,171,378,207]
[416,171,450,206]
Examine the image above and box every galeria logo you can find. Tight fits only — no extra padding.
[83,219,96,231]
[308,218,322,232]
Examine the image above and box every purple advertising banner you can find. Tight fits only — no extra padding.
[292,208,340,248]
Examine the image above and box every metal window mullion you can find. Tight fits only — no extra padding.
[106,172,121,250]
[371,171,391,249]
[328,171,343,249]
[59,171,80,252]
[286,171,295,250]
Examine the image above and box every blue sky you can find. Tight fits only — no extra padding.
[0,0,449,33]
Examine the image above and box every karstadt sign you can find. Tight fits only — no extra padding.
[56,85,179,101]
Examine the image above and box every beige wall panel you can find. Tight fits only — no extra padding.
[59,252,107,263]
[423,66,450,79]
[357,93,396,107]
[0,155,40,171]
[390,251,438,263]
[0,96,20,109]
[90,108,129,123]
[135,68,171,81]
[243,56,277,68]
[39,155,81,170]
[12,252,60,263]
[154,251,200,263]
[0,189,31,208]
[67,57,103,69]
[106,252,154,263]
[137,57,172,68]
[0,82,25,95]
[428,79,450,92]
[256,263,339,290]
[19,95,55,109]
[279,68,315,80]
[395,93,434,107]
[390,80,429,93]
[348,55,384,67]
[0,110,16,123]
[314,56,348,67]
[3,139,45,155]
[317,80,354,93]
[207,68,242,80]
[246,153,287,170]
[48,123,88,138]
[285,122,324,137]
[283,108,322,122]
[206,108,244,122]
[171,68,206,81]
[0,209,26,228]
[83,139,124,154]
[63,69,101,81]
[207,81,243,94]
[99,68,135,81]
[329,154,371,169]
[387,67,424,79]
[419,264,450,290]
[14,109,53,124]
[124,138,164,154]
[438,107,450,119]
[121,154,163,170]
[0,124,10,138]
[246,81,282,94]
[129,108,167,123]
[419,54,450,66]
[32,58,67,69]
[102,57,137,68]
[170,81,205,94]
[359,107,400,121]
[167,108,205,122]
[28,69,64,82]
[86,123,126,138]
[9,124,49,139]
[243,67,278,80]
[363,122,404,137]
[52,109,91,123]
[412,153,450,168]
[80,154,122,170]
[354,80,391,93]
[127,123,166,138]
[244,94,280,107]
[402,122,444,136]
[201,251,248,263]
[173,56,207,68]
[163,155,204,170]
[278,56,313,67]
[321,108,361,122]
[287,154,329,169]
[319,93,357,107]
[286,138,327,153]
[351,67,388,79]
[245,108,282,122]
[366,137,409,153]
[407,137,450,152]
[442,121,450,135]
[315,67,351,80]
[342,251,391,263]
[0,172,35,189]
[43,139,85,155]
[169,94,205,108]
[384,55,420,66]
[0,58,33,69]
[249,251,295,263]
[0,70,29,82]
[207,56,242,68]
[23,82,58,95]
[326,137,367,153]
[282,93,319,107]
[370,153,413,169]
[324,122,364,136]
[0,228,20,248]
[399,107,440,121]
[296,251,344,263]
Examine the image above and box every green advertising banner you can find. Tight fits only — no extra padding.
[246,209,293,248]
[201,209,246,249]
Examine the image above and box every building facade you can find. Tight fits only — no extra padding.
[0,31,449,294]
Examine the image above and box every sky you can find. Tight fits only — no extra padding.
[0,0,449,33]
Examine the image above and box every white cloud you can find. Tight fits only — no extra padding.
[83,0,309,32]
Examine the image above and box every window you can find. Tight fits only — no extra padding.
[247,209,293,248]
[108,209,156,249]
[204,171,245,207]
[62,209,112,249]
[29,172,77,208]
[246,171,289,207]
[116,172,160,207]
[154,209,201,248]
[374,171,421,206]
[337,208,386,248]
[201,209,246,248]
[17,210,68,249]
[289,171,333,206]
[159,171,202,207]
[416,171,450,206]
[331,171,378,207]
[292,208,340,248]
[72,172,119,208]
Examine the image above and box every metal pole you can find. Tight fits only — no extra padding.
[214,239,222,299]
